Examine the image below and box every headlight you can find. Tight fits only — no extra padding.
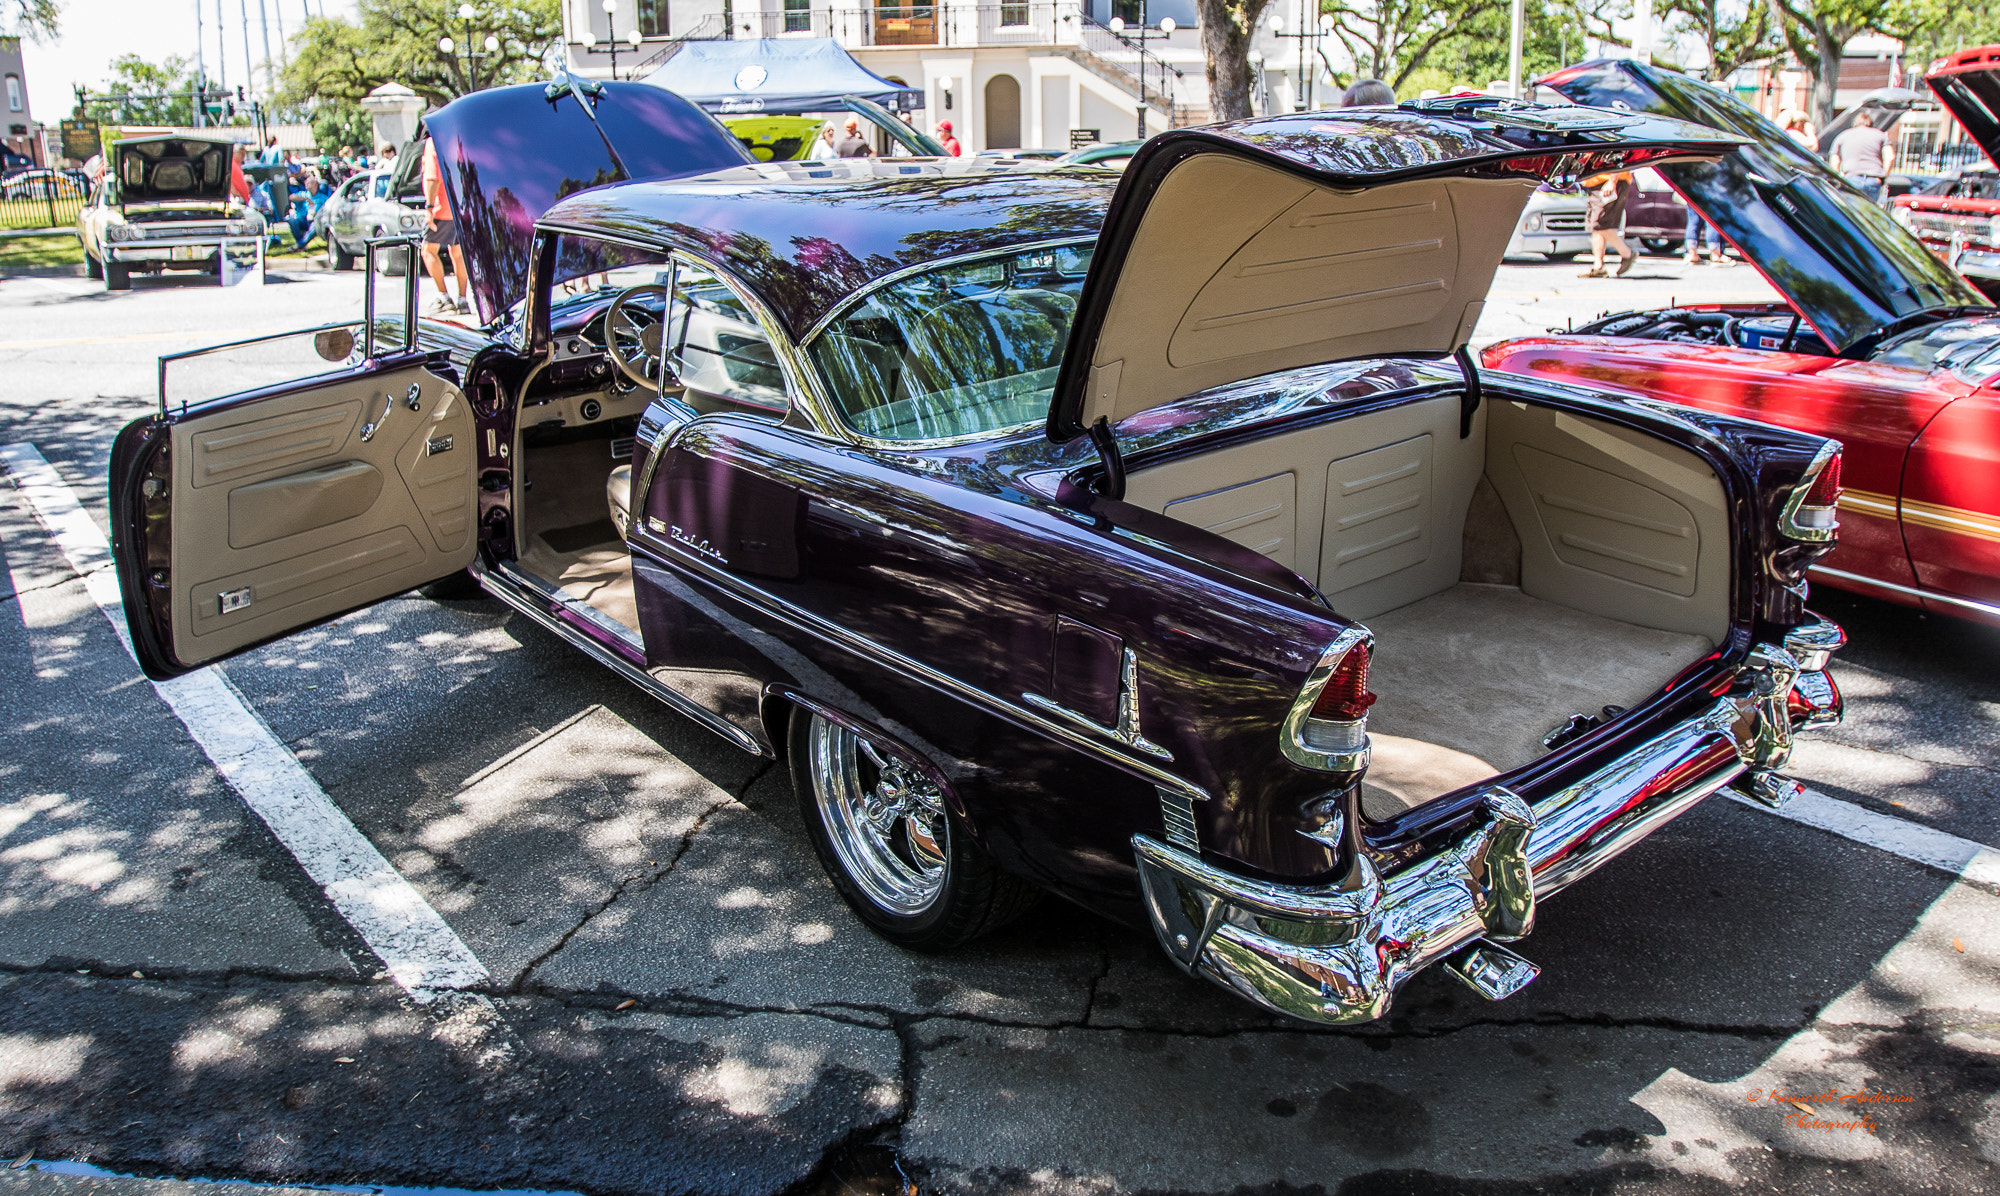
[105,222,143,243]
[1989,215,2000,244]
[1525,213,1543,232]
[398,212,423,232]
[227,214,264,235]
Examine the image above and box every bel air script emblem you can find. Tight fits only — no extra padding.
[668,523,727,566]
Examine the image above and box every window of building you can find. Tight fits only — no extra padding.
[636,0,668,37]
[5,75,21,113]
[784,0,810,32]
[999,0,1028,24]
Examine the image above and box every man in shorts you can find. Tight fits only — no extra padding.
[421,137,471,316]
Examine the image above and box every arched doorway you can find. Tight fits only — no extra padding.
[985,74,1022,150]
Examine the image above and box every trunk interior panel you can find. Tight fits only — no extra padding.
[1124,392,1730,815]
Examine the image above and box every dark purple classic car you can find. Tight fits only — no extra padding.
[109,79,1849,1026]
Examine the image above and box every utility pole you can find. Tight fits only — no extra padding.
[1633,0,1651,65]
[216,0,229,96]
[194,0,206,126]
[1506,0,1523,98]
[255,0,275,93]
[238,0,255,100]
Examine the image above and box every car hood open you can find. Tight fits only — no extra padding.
[112,136,234,206]
[1539,59,1990,356]
[1046,98,1740,440]
[1926,47,2000,171]
[422,77,754,324]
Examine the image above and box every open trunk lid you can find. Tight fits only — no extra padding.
[1539,59,1990,356]
[420,76,755,324]
[1926,46,2000,171]
[1045,98,1741,441]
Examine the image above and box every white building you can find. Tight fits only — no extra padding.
[557,0,1336,152]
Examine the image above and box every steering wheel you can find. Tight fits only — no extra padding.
[604,284,668,391]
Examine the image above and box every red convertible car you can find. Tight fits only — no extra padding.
[1893,46,2000,300]
[1491,60,2000,629]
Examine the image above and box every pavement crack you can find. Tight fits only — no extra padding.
[0,565,104,604]
[508,795,734,993]
[1078,933,1112,1027]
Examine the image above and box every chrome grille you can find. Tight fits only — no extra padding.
[1543,213,1586,232]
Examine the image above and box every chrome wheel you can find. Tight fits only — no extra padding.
[807,717,948,916]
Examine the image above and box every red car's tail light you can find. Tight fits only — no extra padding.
[1779,443,1841,542]
[1282,630,1375,771]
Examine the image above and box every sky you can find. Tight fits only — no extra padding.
[15,0,358,123]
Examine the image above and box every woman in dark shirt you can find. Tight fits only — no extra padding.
[1580,170,1635,277]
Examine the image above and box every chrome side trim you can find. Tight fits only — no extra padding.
[636,541,1214,803]
[1023,647,1174,762]
[1811,563,2000,621]
[474,560,766,757]
[1278,625,1373,773]
[1777,441,1841,543]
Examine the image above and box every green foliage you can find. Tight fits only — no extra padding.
[1770,0,1904,124]
[1370,0,1592,93]
[276,0,563,111]
[1660,0,1777,78]
[308,97,374,155]
[1894,0,2000,69]
[1,0,59,40]
[83,54,197,125]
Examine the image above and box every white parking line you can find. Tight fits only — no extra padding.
[1731,788,2000,888]
[0,442,490,1001]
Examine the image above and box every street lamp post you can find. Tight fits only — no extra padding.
[1108,10,1175,138]
[1266,7,1333,111]
[437,3,503,92]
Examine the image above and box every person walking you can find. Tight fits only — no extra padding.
[1682,205,1730,266]
[1830,112,1894,203]
[1580,170,1635,278]
[937,119,962,156]
[835,117,873,158]
[420,138,471,317]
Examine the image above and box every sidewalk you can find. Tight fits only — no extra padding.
[0,1170,327,1196]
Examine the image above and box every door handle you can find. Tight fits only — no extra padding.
[359,392,394,442]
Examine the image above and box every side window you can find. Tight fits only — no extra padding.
[663,263,789,413]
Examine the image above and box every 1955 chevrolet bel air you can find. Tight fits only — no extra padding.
[108,78,1849,1025]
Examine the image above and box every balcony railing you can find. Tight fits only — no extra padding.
[727,4,1192,118]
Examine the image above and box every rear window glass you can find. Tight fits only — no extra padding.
[807,242,1093,442]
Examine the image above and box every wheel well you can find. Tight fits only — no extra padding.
[760,690,801,763]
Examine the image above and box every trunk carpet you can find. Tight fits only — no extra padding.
[1361,583,1712,818]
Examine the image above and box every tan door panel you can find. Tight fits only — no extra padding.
[168,366,475,665]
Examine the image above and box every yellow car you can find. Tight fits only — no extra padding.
[76,133,265,290]
[720,115,828,162]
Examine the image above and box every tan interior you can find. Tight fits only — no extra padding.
[1079,160,1535,428]
[1125,394,1731,815]
[168,366,474,665]
[517,436,640,633]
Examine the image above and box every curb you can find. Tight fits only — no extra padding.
[0,1171,326,1196]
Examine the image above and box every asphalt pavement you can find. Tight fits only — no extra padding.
[0,257,1996,1196]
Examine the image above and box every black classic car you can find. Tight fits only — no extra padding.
[109,79,1849,1026]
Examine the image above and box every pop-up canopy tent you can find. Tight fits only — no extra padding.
[641,38,944,156]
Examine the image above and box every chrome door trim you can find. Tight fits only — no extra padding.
[631,538,1213,803]
[1810,563,2000,620]
[475,559,767,757]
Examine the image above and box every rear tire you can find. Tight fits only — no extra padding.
[1543,252,1577,262]
[790,708,1036,951]
[1641,237,1678,255]
[332,241,355,270]
[84,252,102,280]
[104,261,131,290]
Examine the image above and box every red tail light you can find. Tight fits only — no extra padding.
[1311,644,1377,722]
[1803,453,1841,509]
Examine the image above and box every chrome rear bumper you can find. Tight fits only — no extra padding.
[1133,622,1844,1026]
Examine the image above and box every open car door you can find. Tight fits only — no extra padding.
[109,242,478,680]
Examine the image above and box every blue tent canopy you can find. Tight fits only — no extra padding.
[641,38,924,113]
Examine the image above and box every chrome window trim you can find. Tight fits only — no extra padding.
[795,235,1099,451]
[1777,441,1841,543]
[1279,625,1374,773]
[633,537,1213,803]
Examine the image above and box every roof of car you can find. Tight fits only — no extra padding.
[536,158,1117,337]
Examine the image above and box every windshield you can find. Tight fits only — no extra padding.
[807,242,1093,441]
[1872,315,2000,379]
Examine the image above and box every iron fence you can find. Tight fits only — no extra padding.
[0,170,88,232]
